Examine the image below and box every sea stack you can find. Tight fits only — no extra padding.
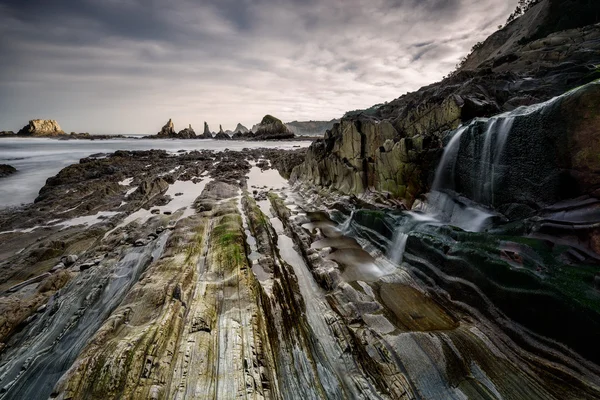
[17,120,65,136]
[214,127,231,140]
[234,123,249,134]
[253,115,295,140]
[157,119,176,137]
[200,121,213,139]
[177,124,196,139]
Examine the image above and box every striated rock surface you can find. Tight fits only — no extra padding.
[17,119,65,136]
[0,145,597,399]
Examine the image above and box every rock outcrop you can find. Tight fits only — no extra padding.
[0,164,16,178]
[214,125,230,140]
[213,131,231,140]
[176,124,196,139]
[234,123,249,133]
[17,120,65,136]
[292,0,600,209]
[286,119,338,136]
[253,115,295,140]
[200,121,213,139]
[156,119,176,138]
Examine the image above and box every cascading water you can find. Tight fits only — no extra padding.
[388,89,568,264]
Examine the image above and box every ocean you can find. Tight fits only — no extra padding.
[0,137,312,208]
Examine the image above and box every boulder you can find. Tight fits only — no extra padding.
[17,120,65,136]
[0,164,16,178]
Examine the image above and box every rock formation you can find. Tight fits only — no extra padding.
[17,120,65,136]
[177,124,196,139]
[253,115,295,140]
[286,119,338,136]
[156,118,176,137]
[200,121,213,139]
[234,123,249,133]
[213,130,231,140]
[0,1,600,399]
[0,164,16,178]
[214,124,231,140]
[292,0,600,210]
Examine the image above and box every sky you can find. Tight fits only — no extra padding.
[0,0,517,135]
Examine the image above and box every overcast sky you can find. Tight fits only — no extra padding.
[0,0,517,134]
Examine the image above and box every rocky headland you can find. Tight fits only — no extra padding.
[0,0,599,399]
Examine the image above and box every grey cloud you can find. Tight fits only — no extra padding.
[0,0,518,134]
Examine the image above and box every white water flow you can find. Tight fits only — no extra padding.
[388,87,577,265]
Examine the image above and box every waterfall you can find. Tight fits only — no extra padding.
[431,126,467,191]
[387,84,586,265]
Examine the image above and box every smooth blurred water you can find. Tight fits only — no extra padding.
[0,137,312,208]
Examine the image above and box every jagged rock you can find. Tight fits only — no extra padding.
[156,119,176,137]
[234,123,249,133]
[200,122,213,139]
[231,130,254,140]
[214,130,231,140]
[253,115,295,140]
[176,124,196,139]
[292,1,600,207]
[17,120,65,137]
[0,164,16,178]
[286,119,338,136]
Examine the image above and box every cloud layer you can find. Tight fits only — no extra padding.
[0,0,516,134]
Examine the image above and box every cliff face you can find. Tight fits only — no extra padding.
[292,0,600,210]
[285,119,338,136]
[17,120,65,136]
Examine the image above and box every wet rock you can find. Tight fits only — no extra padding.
[62,255,78,266]
[0,164,17,178]
[135,239,147,247]
[7,273,51,293]
[50,263,65,273]
[79,263,94,272]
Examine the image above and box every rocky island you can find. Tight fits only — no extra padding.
[0,0,599,399]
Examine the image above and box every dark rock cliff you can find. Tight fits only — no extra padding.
[292,0,600,210]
